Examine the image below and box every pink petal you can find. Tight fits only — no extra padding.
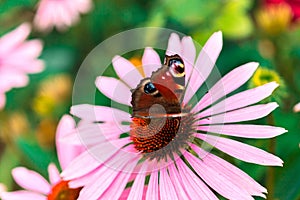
[3,59,45,74]
[100,166,138,199]
[198,82,279,118]
[76,122,129,148]
[70,104,131,123]
[200,102,279,124]
[73,0,93,13]
[112,55,143,89]
[185,152,256,199]
[176,158,218,200]
[61,138,130,180]
[12,167,51,195]
[146,171,159,200]
[166,33,181,56]
[48,163,61,186]
[167,163,190,199]
[197,124,287,138]
[183,31,223,104]
[0,70,29,91]
[56,115,83,170]
[9,39,43,60]
[142,47,161,77]
[159,168,178,199]
[191,144,267,197]
[293,102,300,112]
[181,36,196,81]
[196,133,283,166]
[78,156,139,200]
[1,191,46,200]
[127,163,147,200]
[0,23,31,55]
[95,76,131,106]
[192,62,259,113]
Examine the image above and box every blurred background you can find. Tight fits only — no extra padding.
[0,0,299,199]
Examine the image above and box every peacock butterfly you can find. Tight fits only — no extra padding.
[130,54,194,160]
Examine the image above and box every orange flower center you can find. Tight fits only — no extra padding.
[47,181,81,200]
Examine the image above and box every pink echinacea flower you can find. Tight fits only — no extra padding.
[0,23,44,109]
[62,32,287,199]
[33,0,93,32]
[0,115,84,200]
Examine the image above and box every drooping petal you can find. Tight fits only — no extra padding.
[159,168,178,200]
[70,104,131,123]
[196,133,283,166]
[183,31,223,104]
[167,162,190,199]
[191,144,267,198]
[95,76,131,106]
[192,62,259,113]
[197,124,287,138]
[293,102,300,112]
[146,170,159,200]
[78,155,139,200]
[0,94,6,109]
[185,152,255,200]
[1,190,46,200]
[112,55,143,88]
[142,47,161,77]
[61,138,130,180]
[12,167,51,195]
[48,163,61,186]
[127,163,148,200]
[176,158,218,200]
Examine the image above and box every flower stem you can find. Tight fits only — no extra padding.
[266,114,276,199]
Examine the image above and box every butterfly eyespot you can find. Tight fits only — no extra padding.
[169,59,185,77]
[144,82,157,94]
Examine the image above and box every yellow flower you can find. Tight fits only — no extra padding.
[250,67,287,104]
[256,3,292,36]
[32,74,72,117]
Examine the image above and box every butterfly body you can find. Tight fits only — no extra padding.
[130,54,194,160]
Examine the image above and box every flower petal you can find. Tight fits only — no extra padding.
[0,23,31,55]
[0,94,6,109]
[199,82,278,118]
[61,138,130,180]
[159,168,178,200]
[181,36,196,81]
[112,55,143,88]
[78,156,139,200]
[167,163,191,199]
[142,47,161,78]
[1,190,46,200]
[146,170,159,200]
[200,102,279,124]
[192,62,259,113]
[293,102,300,112]
[197,124,287,138]
[196,133,283,166]
[70,104,131,123]
[12,167,51,195]
[48,163,61,185]
[183,31,223,104]
[56,115,83,170]
[185,152,255,200]
[166,33,181,56]
[176,158,218,200]
[95,76,131,106]
[191,144,267,198]
[127,163,147,200]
